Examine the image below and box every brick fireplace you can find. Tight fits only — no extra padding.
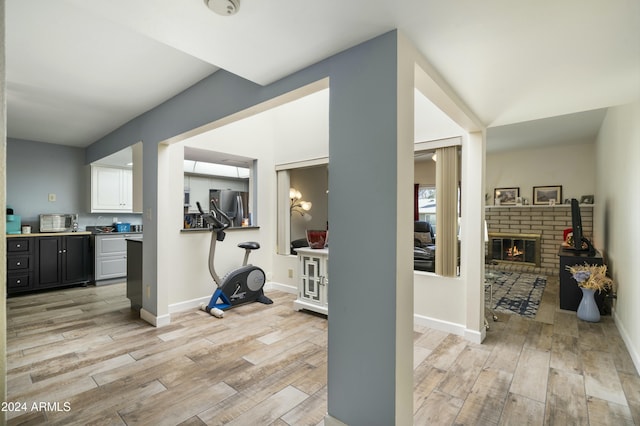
[485,205,593,275]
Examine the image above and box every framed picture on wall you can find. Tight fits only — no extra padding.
[494,187,519,205]
[580,195,594,204]
[533,185,562,205]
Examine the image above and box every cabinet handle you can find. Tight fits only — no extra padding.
[16,279,21,284]
[16,262,21,266]
[16,244,22,248]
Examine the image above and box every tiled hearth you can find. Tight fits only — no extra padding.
[485,205,593,275]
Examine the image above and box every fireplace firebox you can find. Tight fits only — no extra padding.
[488,233,541,267]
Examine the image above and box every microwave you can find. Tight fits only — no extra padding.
[39,214,79,233]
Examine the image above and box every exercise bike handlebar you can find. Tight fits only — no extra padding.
[196,200,231,231]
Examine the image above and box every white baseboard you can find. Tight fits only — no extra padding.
[413,313,466,337]
[165,282,297,316]
[613,309,640,375]
[169,296,211,314]
[265,281,297,294]
[413,313,483,343]
[140,308,171,328]
[163,285,490,344]
[464,327,484,344]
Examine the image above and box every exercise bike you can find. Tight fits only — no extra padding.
[197,200,273,318]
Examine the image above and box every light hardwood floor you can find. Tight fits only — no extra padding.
[5,276,640,425]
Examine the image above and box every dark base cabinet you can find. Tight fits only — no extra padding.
[7,238,35,294]
[558,246,606,312]
[7,234,91,296]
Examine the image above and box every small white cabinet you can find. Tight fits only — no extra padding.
[91,165,133,212]
[294,247,329,315]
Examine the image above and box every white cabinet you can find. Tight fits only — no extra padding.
[91,165,133,212]
[94,233,142,283]
[294,247,329,315]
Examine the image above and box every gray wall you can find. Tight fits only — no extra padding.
[7,138,141,230]
[327,31,412,424]
[7,138,86,226]
[85,30,411,424]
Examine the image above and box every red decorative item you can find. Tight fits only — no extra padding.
[563,228,573,243]
[306,230,328,249]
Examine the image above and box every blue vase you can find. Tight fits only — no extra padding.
[577,287,600,322]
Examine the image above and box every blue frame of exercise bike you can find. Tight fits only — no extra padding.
[206,288,232,311]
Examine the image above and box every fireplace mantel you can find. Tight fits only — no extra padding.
[486,204,594,210]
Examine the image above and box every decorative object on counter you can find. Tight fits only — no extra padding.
[6,208,22,234]
[290,188,312,221]
[21,225,31,234]
[566,263,613,322]
[306,230,328,249]
[580,195,594,204]
[114,222,131,232]
[494,187,519,205]
[533,185,562,205]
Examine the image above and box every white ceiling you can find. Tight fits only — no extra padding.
[6,0,640,150]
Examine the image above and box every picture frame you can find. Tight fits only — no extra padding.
[580,195,594,204]
[494,187,519,205]
[533,185,562,205]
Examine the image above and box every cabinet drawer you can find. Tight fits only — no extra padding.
[96,236,127,256]
[8,238,31,252]
[8,255,32,270]
[95,256,127,281]
[7,273,33,290]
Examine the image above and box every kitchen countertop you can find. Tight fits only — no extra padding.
[92,231,143,236]
[180,226,259,233]
[6,231,92,238]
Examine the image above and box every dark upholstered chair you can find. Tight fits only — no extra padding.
[414,221,435,272]
[290,238,309,255]
[414,221,434,247]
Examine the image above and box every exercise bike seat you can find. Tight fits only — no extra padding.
[238,242,260,250]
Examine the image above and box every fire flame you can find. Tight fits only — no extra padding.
[506,246,524,257]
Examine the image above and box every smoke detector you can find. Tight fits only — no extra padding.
[204,0,240,16]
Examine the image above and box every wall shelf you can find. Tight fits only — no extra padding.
[486,204,595,209]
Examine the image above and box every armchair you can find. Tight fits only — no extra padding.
[414,221,435,272]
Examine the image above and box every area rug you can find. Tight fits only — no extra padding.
[486,271,547,318]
